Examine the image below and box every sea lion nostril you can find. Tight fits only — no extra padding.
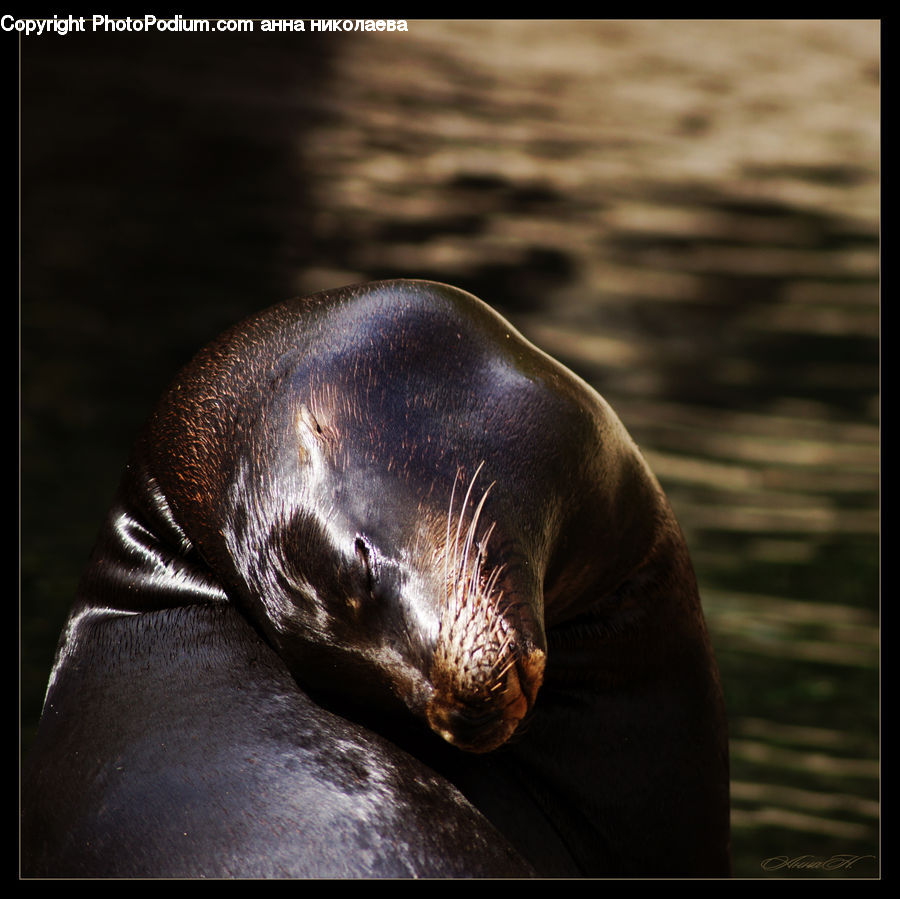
[449,705,496,729]
[426,691,524,754]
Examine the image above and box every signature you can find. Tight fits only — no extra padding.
[761,854,876,872]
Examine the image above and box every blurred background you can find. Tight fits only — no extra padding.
[19,20,879,878]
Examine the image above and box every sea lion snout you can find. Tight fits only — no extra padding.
[427,640,546,753]
[413,464,548,752]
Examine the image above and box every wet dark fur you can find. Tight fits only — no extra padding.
[22,280,730,878]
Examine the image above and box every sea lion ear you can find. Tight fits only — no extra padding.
[295,403,326,463]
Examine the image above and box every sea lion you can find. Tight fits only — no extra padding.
[21,279,731,878]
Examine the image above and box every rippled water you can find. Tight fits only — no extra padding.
[20,20,879,878]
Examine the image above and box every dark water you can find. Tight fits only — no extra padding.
[19,21,879,878]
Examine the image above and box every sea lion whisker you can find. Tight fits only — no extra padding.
[493,655,518,685]
[444,467,461,608]
[452,462,485,596]
[461,482,494,592]
[476,520,497,565]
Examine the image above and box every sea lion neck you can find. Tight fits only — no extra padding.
[72,453,229,618]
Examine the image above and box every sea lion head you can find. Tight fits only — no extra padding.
[142,280,654,753]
